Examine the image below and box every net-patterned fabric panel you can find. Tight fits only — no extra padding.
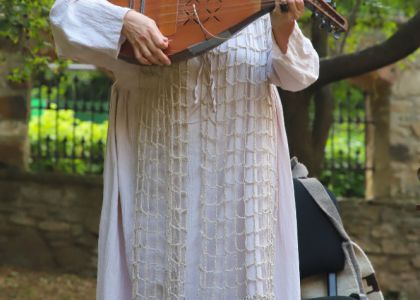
[196,15,279,299]
[130,14,280,300]
[132,65,190,299]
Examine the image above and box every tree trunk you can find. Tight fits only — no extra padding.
[279,85,334,177]
[279,89,313,170]
[279,20,332,176]
[0,40,31,170]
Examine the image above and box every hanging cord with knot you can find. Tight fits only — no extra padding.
[193,51,217,113]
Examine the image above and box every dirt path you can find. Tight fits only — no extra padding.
[0,266,95,300]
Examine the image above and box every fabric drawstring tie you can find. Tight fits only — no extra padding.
[194,64,204,105]
[193,52,217,113]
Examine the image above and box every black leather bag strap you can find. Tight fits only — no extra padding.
[298,177,350,241]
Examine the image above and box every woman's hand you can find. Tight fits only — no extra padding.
[122,10,171,66]
[271,0,305,54]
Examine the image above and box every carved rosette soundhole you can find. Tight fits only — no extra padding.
[183,0,223,25]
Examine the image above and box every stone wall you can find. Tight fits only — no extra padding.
[0,171,419,298]
[340,199,419,299]
[0,170,102,277]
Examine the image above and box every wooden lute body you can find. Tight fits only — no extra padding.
[110,0,348,65]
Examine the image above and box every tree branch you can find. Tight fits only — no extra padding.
[337,0,362,55]
[310,11,420,90]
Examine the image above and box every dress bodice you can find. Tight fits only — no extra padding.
[112,15,274,93]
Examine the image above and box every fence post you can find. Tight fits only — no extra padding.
[0,45,30,171]
[388,61,420,198]
[361,61,420,200]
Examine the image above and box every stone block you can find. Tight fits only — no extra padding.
[9,213,36,226]
[62,207,84,223]
[410,122,420,139]
[0,139,27,170]
[391,126,410,137]
[54,246,91,272]
[75,234,98,248]
[401,217,420,230]
[346,224,367,237]
[0,202,14,213]
[381,239,411,255]
[85,211,100,235]
[412,254,420,268]
[393,69,420,97]
[341,201,381,222]
[368,255,387,270]
[406,286,420,300]
[38,220,71,232]
[398,271,417,281]
[388,258,412,272]
[354,237,382,253]
[378,273,401,291]
[0,219,18,236]
[381,207,404,223]
[19,184,42,201]
[390,101,412,113]
[43,189,66,206]
[389,144,411,162]
[406,234,419,242]
[407,242,419,253]
[44,230,72,241]
[0,95,28,120]
[28,205,48,219]
[1,227,55,270]
[371,223,396,238]
[89,255,98,269]
[71,224,84,236]
[49,240,72,248]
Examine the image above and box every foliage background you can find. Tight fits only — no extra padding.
[0,0,61,81]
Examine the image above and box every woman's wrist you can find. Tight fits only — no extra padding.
[120,10,170,65]
[271,16,295,54]
[270,0,304,54]
[122,9,137,37]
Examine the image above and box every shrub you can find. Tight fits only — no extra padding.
[29,103,108,175]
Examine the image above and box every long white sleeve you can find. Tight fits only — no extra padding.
[268,22,320,92]
[49,0,130,69]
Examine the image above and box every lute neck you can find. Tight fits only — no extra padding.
[261,0,276,10]
[262,0,348,33]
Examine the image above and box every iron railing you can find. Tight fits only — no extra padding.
[30,67,112,174]
[320,85,374,198]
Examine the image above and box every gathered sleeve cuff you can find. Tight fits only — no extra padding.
[268,22,320,92]
[49,0,131,68]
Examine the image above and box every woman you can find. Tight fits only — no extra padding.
[50,1,319,299]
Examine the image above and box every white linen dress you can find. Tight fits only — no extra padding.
[50,1,319,299]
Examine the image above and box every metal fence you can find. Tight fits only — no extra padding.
[30,68,112,175]
[319,85,374,198]
[29,69,373,196]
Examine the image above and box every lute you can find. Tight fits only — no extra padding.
[110,0,348,65]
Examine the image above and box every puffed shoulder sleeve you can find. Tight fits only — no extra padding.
[268,22,320,92]
[49,0,131,69]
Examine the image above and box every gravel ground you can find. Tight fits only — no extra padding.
[0,266,95,300]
